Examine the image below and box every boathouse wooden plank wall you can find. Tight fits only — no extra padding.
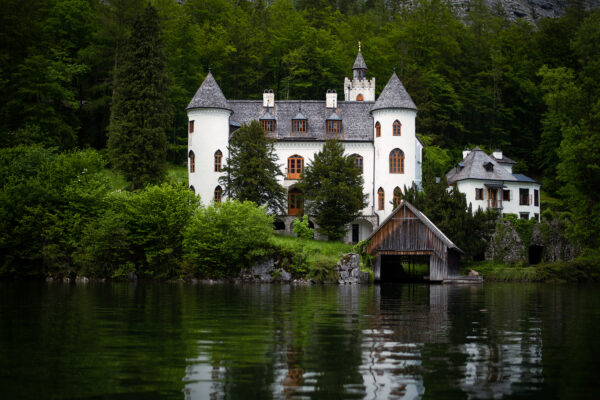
[367,201,462,282]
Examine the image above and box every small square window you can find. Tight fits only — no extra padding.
[475,188,484,200]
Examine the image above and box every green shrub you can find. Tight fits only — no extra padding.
[183,200,274,277]
[292,215,314,239]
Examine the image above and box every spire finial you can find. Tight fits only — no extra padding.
[393,66,397,73]
[358,41,361,52]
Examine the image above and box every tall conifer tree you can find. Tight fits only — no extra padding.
[300,140,367,240]
[219,121,286,214]
[107,5,170,189]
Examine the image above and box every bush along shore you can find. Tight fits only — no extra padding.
[0,146,368,282]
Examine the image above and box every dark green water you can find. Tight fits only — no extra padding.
[1,282,599,399]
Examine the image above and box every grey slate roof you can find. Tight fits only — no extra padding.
[187,72,230,110]
[353,51,368,70]
[446,147,539,185]
[327,111,342,120]
[259,110,275,120]
[228,100,374,141]
[293,111,307,120]
[491,154,517,164]
[371,72,418,112]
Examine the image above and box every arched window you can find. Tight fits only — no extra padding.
[189,120,194,134]
[393,187,402,208]
[351,154,363,172]
[189,150,195,173]
[214,150,222,172]
[389,148,404,174]
[356,94,364,101]
[288,187,303,216]
[214,185,222,204]
[378,188,385,210]
[375,122,381,138]
[190,185,195,194]
[287,155,304,179]
[393,120,401,136]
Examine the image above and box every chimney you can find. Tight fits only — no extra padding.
[492,149,503,160]
[462,148,470,159]
[326,89,337,109]
[263,89,274,108]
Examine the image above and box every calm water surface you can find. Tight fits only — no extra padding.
[1,282,599,399]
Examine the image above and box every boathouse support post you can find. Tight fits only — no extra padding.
[373,254,381,281]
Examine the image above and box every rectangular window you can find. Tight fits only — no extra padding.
[503,190,510,201]
[214,154,222,172]
[534,213,540,222]
[520,188,529,205]
[189,120,194,134]
[261,120,275,133]
[475,188,484,200]
[293,120,307,133]
[520,212,529,220]
[534,189,539,206]
[326,120,342,136]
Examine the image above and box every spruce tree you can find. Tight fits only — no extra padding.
[300,140,367,240]
[219,121,286,213]
[107,5,170,189]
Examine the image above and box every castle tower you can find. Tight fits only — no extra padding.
[344,45,375,101]
[186,71,232,204]
[371,72,421,220]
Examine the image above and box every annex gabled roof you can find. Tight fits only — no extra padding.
[446,147,540,185]
[187,72,230,110]
[371,72,417,112]
[367,200,463,252]
[353,50,368,70]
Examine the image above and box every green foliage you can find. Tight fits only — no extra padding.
[183,201,274,277]
[220,121,286,213]
[107,5,171,189]
[300,140,367,240]
[292,215,314,239]
[402,171,497,259]
[0,146,109,277]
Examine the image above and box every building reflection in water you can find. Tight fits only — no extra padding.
[181,284,543,399]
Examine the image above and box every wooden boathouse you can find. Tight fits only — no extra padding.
[366,201,463,282]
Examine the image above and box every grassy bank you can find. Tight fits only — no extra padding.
[463,255,600,283]
[269,235,355,281]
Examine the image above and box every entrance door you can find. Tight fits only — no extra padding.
[352,224,359,243]
[488,188,498,208]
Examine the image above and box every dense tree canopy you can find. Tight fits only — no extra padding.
[0,0,599,247]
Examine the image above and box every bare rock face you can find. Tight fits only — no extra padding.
[485,222,525,263]
[450,0,598,23]
[336,253,369,284]
[531,220,579,262]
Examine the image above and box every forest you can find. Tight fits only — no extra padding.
[1,0,599,278]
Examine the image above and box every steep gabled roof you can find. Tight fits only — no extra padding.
[446,147,539,185]
[353,50,368,70]
[371,72,417,112]
[367,200,463,252]
[187,72,230,110]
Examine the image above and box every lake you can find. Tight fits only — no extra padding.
[1,282,599,399]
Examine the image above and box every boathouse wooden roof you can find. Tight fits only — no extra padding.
[366,201,463,281]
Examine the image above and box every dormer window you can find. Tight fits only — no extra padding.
[326,112,342,137]
[260,111,276,133]
[292,111,308,133]
[483,162,494,172]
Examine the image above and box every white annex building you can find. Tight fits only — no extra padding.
[446,147,541,221]
[187,49,423,242]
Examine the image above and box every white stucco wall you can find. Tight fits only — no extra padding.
[372,108,419,221]
[187,108,231,205]
[343,77,376,101]
[455,179,541,220]
[274,141,375,215]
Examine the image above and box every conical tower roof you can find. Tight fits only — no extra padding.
[187,71,230,110]
[353,50,367,70]
[371,72,417,112]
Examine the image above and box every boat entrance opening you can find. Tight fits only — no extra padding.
[379,254,431,283]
